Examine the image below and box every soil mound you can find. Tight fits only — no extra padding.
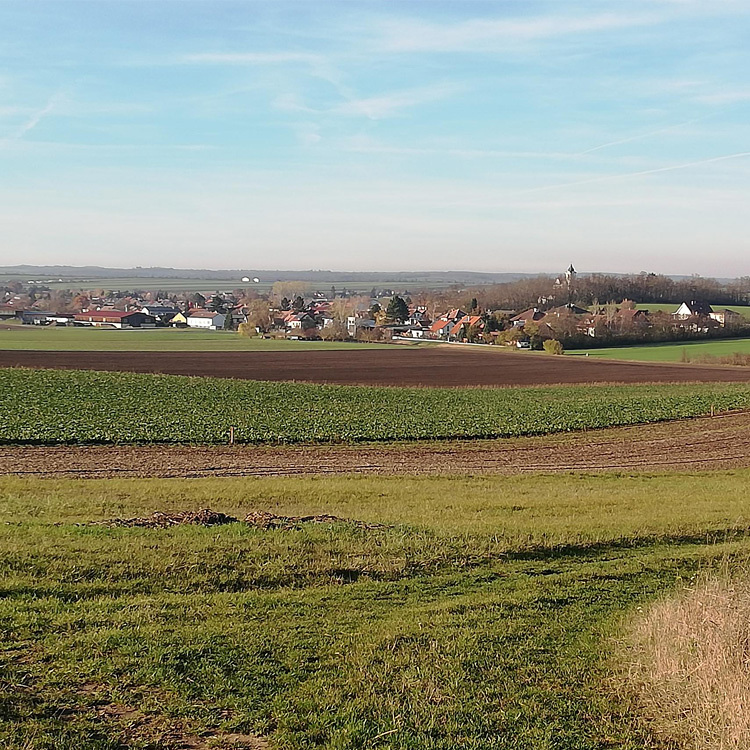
[93,508,238,528]
[244,510,384,530]
[91,508,384,531]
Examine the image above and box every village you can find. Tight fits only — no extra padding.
[1,266,747,351]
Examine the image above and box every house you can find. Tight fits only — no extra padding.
[74,311,156,328]
[510,308,546,328]
[346,316,377,337]
[673,301,714,320]
[448,314,484,341]
[709,308,743,327]
[186,310,227,330]
[0,306,17,320]
[428,319,453,339]
[140,305,181,324]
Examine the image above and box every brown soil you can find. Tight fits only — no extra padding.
[4,411,750,478]
[3,347,750,386]
[90,508,384,530]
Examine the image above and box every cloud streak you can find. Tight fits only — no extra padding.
[376,12,662,52]
[2,90,63,143]
[577,115,714,155]
[519,151,750,194]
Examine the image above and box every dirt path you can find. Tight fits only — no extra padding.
[3,347,750,386]
[3,411,749,478]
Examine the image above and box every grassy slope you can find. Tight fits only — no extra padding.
[0,325,391,351]
[634,303,750,318]
[4,369,750,444]
[2,472,750,749]
[568,337,750,362]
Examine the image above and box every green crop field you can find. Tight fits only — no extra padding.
[1,471,749,748]
[2,368,750,445]
[0,325,394,352]
[568,337,750,362]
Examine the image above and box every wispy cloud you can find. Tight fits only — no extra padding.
[180,52,320,65]
[695,89,750,105]
[333,83,463,119]
[1,89,64,143]
[577,115,713,155]
[519,151,750,194]
[376,12,662,53]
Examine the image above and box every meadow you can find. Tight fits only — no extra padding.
[3,368,750,445]
[2,472,749,749]
[634,303,750,319]
[0,325,391,352]
[568,336,750,362]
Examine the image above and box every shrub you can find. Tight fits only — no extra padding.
[543,339,565,355]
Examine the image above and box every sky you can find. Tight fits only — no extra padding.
[1,0,750,276]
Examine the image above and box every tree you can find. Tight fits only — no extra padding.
[71,294,90,311]
[543,339,564,355]
[321,320,350,341]
[386,295,409,323]
[469,297,479,313]
[292,295,305,312]
[237,322,256,338]
[245,299,272,333]
[189,292,206,308]
[280,297,291,311]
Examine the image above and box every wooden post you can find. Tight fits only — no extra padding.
[229,426,235,444]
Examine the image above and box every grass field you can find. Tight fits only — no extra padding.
[0,325,392,352]
[3,368,750,445]
[2,472,749,748]
[568,337,750,362]
[634,303,750,319]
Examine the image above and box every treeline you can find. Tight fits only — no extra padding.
[425,273,750,314]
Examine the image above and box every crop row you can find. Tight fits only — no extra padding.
[2,368,750,445]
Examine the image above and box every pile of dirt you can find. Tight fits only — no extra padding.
[244,510,384,530]
[91,508,385,531]
[92,508,238,528]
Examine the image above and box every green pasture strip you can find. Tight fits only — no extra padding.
[568,337,750,362]
[3,368,750,445]
[634,303,750,319]
[0,326,392,351]
[2,473,749,749]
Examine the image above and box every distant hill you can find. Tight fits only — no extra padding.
[0,265,537,284]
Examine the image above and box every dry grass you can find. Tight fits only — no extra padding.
[623,569,750,749]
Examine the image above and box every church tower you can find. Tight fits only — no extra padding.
[565,264,576,304]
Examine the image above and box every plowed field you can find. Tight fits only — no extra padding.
[2,347,750,385]
[4,410,748,478]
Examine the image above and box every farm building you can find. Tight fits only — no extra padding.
[140,305,181,324]
[74,311,157,328]
[185,310,227,330]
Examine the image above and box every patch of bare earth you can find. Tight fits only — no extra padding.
[4,347,750,385]
[95,702,268,749]
[88,508,384,530]
[3,411,750,478]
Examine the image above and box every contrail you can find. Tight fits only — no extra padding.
[519,151,750,194]
[577,115,713,155]
[2,90,63,142]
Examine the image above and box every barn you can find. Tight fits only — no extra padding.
[74,311,156,329]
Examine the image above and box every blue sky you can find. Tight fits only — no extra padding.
[2,0,750,275]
